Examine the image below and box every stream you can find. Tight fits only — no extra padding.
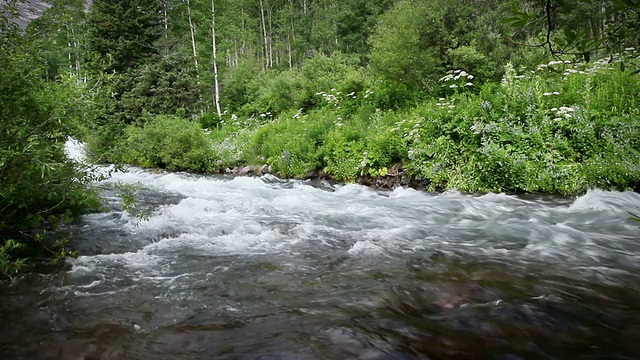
[1,141,640,359]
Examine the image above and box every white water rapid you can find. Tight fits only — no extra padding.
[1,138,638,359]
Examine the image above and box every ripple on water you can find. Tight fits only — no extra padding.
[2,160,640,359]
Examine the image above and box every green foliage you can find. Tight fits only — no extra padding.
[200,49,640,196]
[505,0,640,59]
[369,0,517,105]
[84,0,199,162]
[220,59,264,114]
[369,0,445,97]
[245,68,306,115]
[249,109,336,177]
[322,109,406,180]
[121,115,215,172]
[121,53,202,119]
[0,240,25,278]
[226,54,369,117]
[0,7,103,277]
[404,55,640,194]
[85,54,201,162]
[210,126,255,170]
[86,0,162,74]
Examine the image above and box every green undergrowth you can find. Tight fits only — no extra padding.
[121,52,640,195]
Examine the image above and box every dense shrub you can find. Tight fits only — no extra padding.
[404,56,640,194]
[227,54,370,117]
[1,23,102,276]
[321,108,407,180]
[122,115,215,172]
[217,51,640,195]
[249,109,336,177]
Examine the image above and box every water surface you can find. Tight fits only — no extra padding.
[2,150,640,359]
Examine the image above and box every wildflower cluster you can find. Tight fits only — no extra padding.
[315,88,375,107]
[315,88,342,107]
[391,117,422,144]
[218,112,270,130]
[210,127,255,168]
[292,108,304,120]
[440,69,474,90]
[550,106,576,121]
[436,97,456,112]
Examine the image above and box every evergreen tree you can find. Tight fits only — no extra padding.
[86,0,163,74]
[85,0,200,159]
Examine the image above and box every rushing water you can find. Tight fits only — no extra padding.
[1,142,640,359]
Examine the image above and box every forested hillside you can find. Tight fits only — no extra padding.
[2,0,640,273]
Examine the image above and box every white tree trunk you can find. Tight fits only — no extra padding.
[211,0,222,118]
[162,0,169,52]
[259,0,269,69]
[267,4,273,68]
[186,0,200,77]
[72,27,81,82]
[288,37,292,68]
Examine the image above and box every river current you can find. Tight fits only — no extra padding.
[1,140,640,359]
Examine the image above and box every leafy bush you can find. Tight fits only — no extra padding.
[405,55,640,194]
[230,53,370,117]
[122,115,215,172]
[163,47,640,197]
[209,115,261,170]
[249,109,336,177]
[1,20,102,277]
[321,108,407,180]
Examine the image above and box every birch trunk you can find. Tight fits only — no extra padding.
[211,0,222,118]
[186,0,200,77]
[259,0,269,69]
[267,4,273,68]
[162,0,169,53]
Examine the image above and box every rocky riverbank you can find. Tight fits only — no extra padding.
[224,162,431,191]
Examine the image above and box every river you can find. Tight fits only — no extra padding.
[1,141,640,359]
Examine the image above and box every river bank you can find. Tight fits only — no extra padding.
[223,161,432,191]
[109,54,640,196]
